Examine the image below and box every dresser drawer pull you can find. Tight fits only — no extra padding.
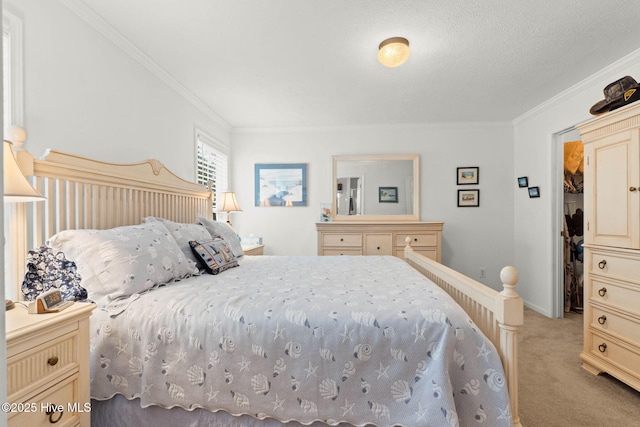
[597,315,607,325]
[47,356,59,366]
[46,404,64,424]
[377,246,381,250]
[598,260,607,269]
[340,238,344,242]
[598,343,607,353]
[598,287,607,297]
[630,187,638,192]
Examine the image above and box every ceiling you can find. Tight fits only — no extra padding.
[76,0,640,129]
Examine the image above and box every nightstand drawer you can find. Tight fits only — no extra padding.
[322,233,362,247]
[395,233,437,247]
[7,331,78,399]
[8,373,80,427]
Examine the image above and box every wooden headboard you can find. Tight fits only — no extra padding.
[10,149,213,299]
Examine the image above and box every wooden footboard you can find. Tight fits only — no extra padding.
[405,239,523,427]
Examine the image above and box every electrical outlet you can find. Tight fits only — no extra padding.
[479,268,486,278]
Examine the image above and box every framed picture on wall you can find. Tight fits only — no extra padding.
[518,176,528,188]
[379,187,398,203]
[458,189,480,207]
[528,186,540,198]
[457,167,479,185]
[254,163,307,206]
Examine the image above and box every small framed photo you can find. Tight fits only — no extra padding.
[458,189,480,207]
[457,167,479,185]
[379,187,398,203]
[528,186,540,198]
[517,176,528,188]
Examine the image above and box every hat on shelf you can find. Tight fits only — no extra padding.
[590,76,640,115]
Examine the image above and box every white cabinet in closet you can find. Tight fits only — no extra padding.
[577,102,640,392]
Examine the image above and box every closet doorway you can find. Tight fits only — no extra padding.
[553,127,584,317]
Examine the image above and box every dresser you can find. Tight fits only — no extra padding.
[577,102,640,392]
[6,302,95,427]
[316,221,443,261]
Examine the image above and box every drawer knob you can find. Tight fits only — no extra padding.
[47,356,59,366]
[597,260,607,269]
[597,315,607,325]
[45,404,64,423]
[598,343,607,353]
[340,238,344,242]
[377,246,381,250]
[630,187,638,192]
[598,287,607,297]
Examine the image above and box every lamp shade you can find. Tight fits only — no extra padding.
[219,191,242,212]
[4,140,46,202]
[377,37,410,67]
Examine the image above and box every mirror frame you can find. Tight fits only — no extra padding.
[332,154,420,222]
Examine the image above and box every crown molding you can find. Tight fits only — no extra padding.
[231,120,512,135]
[513,48,640,126]
[57,0,231,132]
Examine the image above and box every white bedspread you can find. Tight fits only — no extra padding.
[90,256,513,427]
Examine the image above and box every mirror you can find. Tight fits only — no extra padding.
[332,154,420,222]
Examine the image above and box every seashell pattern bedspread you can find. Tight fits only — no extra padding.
[90,255,513,427]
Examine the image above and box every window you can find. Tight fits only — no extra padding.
[195,129,229,213]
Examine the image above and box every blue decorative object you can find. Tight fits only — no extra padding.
[21,245,89,302]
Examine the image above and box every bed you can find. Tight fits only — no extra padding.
[13,148,523,427]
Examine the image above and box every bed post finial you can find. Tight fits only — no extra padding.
[499,266,519,298]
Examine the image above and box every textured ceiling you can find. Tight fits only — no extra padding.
[76,0,640,129]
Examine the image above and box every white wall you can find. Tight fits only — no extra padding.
[6,0,230,182]
[513,49,640,316]
[231,123,515,288]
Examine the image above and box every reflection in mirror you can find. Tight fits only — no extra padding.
[332,154,420,222]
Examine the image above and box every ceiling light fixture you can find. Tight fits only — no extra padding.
[377,37,410,68]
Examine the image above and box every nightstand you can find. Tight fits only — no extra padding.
[6,302,95,427]
[242,244,264,256]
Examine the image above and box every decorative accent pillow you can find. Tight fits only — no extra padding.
[189,238,239,275]
[21,245,89,302]
[196,216,244,259]
[47,221,199,306]
[143,217,212,266]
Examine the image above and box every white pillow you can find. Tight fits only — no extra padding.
[47,221,198,306]
[143,217,212,265]
[196,216,244,259]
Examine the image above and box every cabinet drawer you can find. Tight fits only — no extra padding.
[7,331,78,399]
[591,307,640,346]
[322,249,362,256]
[590,277,640,317]
[588,331,640,379]
[8,373,80,427]
[395,233,437,247]
[322,233,362,247]
[589,250,640,285]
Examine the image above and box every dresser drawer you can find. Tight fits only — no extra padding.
[589,249,640,285]
[8,373,80,427]
[7,331,78,399]
[395,233,437,248]
[322,233,362,247]
[322,249,363,256]
[591,306,640,346]
[364,233,393,255]
[590,277,640,317]
[587,331,640,379]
